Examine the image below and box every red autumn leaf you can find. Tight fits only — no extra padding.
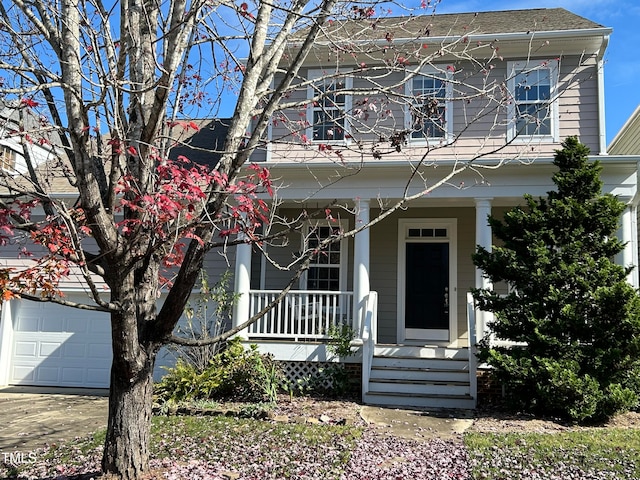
[20,97,39,108]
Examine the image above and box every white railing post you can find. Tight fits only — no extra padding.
[467,292,478,409]
[361,291,377,401]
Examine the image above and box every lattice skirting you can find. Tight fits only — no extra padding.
[279,360,362,393]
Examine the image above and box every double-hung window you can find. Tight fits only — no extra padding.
[406,67,453,142]
[0,145,16,171]
[507,60,559,141]
[307,70,352,142]
[303,223,348,291]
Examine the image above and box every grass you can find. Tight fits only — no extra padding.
[6,412,640,479]
[465,429,640,479]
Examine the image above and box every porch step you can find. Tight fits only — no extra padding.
[372,356,469,371]
[363,391,476,410]
[368,378,470,396]
[369,366,470,383]
[364,348,476,410]
[374,345,469,360]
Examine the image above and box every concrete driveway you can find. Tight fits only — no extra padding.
[0,386,108,452]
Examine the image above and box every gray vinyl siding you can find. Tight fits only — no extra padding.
[266,53,602,163]
[369,210,399,343]
[456,208,476,342]
[556,56,600,151]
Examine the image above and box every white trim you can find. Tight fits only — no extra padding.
[396,218,458,345]
[597,53,608,155]
[506,59,560,143]
[0,300,14,385]
[300,219,350,292]
[306,69,352,144]
[404,66,454,144]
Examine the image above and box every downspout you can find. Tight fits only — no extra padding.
[598,34,610,155]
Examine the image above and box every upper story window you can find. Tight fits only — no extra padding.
[0,145,16,171]
[507,60,559,142]
[303,223,348,291]
[405,68,453,142]
[307,70,352,142]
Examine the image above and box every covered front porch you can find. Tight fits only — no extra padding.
[227,162,638,410]
[228,198,501,410]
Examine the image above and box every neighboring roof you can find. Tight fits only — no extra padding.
[168,118,230,168]
[608,105,640,155]
[0,118,232,197]
[294,8,607,42]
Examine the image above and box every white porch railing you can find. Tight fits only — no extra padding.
[246,290,354,341]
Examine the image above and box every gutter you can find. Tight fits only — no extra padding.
[293,27,613,49]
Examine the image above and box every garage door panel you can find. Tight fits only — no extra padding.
[89,344,111,359]
[15,316,39,332]
[41,317,65,332]
[13,341,37,357]
[87,368,110,384]
[61,368,85,384]
[88,318,110,334]
[67,317,88,333]
[12,366,34,382]
[36,366,60,383]
[39,342,62,357]
[62,343,87,357]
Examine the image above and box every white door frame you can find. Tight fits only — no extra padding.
[397,218,458,345]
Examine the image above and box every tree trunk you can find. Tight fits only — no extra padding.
[101,353,155,478]
[101,300,158,479]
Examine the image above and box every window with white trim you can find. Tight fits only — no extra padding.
[303,223,348,291]
[307,71,352,142]
[507,60,559,141]
[405,68,453,142]
[0,145,16,171]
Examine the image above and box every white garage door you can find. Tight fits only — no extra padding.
[9,297,112,387]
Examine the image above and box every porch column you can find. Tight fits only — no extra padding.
[353,198,371,337]
[475,198,493,341]
[232,236,252,337]
[618,204,638,288]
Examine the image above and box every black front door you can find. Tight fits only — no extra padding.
[405,242,449,340]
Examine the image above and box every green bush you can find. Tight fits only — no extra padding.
[155,338,285,404]
[472,137,640,422]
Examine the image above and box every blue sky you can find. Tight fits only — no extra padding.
[429,0,640,145]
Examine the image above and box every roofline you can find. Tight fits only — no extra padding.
[298,27,613,49]
[261,154,638,172]
[609,104,640,151]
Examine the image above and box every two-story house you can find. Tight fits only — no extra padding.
[1,8,636,410]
